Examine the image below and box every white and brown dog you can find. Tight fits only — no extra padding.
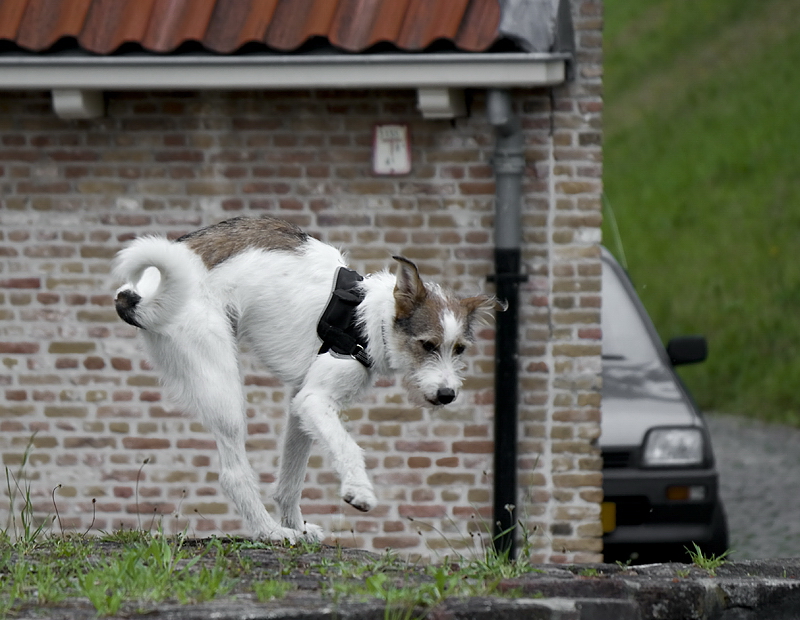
[113,215,501,541]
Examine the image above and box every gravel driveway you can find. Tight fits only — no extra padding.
[706,413,800,560]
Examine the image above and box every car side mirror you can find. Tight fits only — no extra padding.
[666,335,707,365]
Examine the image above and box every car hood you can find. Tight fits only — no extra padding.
[600,361,699,449]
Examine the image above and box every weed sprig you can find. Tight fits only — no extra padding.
[685,542,731,577]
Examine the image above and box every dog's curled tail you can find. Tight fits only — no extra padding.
[113,236,206,330]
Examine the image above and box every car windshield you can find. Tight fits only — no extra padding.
[602,259,661,365]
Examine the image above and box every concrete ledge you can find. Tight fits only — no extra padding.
[11,543,800,620]
[500,559,800,620]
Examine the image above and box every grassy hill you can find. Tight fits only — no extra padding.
[603,0,800,422]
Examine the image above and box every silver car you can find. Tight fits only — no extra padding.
[600,248,729,564]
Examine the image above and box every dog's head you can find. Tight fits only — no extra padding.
[390,256,505,407]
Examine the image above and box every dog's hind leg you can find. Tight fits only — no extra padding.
[195,374,307,542]
[291,355,377,513]
[273,411,323,540]
[143,324,302,542]
[204,405,295,541]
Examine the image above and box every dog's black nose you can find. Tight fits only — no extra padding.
[436,388,456,405]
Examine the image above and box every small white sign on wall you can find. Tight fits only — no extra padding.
[372,124,411,176]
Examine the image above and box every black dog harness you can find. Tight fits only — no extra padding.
[317,267,372,368]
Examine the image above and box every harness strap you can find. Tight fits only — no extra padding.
[317,267,373,368]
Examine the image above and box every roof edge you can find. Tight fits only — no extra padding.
[0,52,569,90]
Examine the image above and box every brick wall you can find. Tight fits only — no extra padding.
[0,0,603,563]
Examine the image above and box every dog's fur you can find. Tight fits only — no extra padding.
[113,215,501,541]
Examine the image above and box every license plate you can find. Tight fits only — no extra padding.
[601,502,616,533]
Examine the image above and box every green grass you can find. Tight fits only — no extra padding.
[1,452,545,618]
[0,442,550,617]
[0,531,240,616]
[684,543,731,577]
[0,530,545,618]
[603,0,800,422]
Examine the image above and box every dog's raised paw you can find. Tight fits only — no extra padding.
[342,486,377,512]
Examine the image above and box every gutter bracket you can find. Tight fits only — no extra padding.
[416,88,466,119]
[52,89,105,119]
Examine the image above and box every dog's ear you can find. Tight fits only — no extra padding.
[393,255,427,319]
[460,295,507,324]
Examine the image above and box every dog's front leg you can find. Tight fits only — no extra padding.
[274,410,322,539]
[292,355,377,513]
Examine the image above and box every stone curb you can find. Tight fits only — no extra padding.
[12,554,800,619]
[498,559,800,620]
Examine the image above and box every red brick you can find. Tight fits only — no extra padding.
[111,358,133,371]
[177,439,216,450]
[0,342,39,354]
[126,502,176,514]
[64,437,116,449]
[411,489,435,502]
[407,457,431,468]
[578,328,602,340]
[453,441,493,454]
[244,375,281,387]
[458,182,495,195]
[426,473,475,485]
[399,505,446,519]
[0,278,40,289]
[83,357,105,370]
[464,425,489,437]
[394,441,446,452]
[372,536,420,549]
[122,438,170,450]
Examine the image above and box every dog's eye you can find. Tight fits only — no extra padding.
[421,340,438,353]
[453,344,466,356]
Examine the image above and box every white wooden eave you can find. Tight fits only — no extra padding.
[0,52,569,119]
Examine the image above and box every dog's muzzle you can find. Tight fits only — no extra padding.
[115,289,143,329]
[433,388,456,406]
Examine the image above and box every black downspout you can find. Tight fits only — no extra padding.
[487,89,527,559]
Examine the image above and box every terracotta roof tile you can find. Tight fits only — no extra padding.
[329,0,410,52]
[456,0,502,51]
[0,0,507,54]
[203,0,280,54]
[265,0,339,51]
[141,0,217,52]
[0,0,28,42]
[15,0,93,50]
[397,0,470,50]
[78,0,158,55]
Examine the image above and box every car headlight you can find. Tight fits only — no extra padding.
[642,427,704,467]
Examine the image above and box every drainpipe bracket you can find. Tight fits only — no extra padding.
[490,152,526,175]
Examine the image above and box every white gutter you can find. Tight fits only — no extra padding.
[0,51,568,119]
[0,52,568,90]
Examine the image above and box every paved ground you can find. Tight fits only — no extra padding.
[707,413,800,560]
